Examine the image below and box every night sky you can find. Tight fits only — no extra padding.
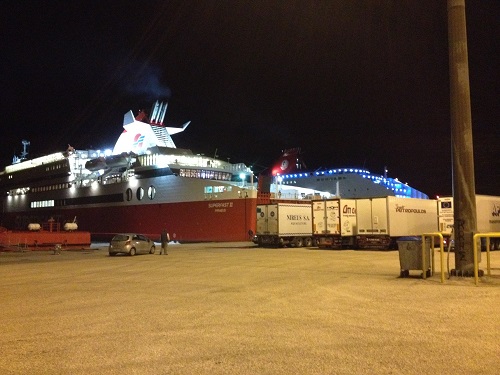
[1,1,498,198]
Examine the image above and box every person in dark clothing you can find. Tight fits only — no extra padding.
[160,229,169,255]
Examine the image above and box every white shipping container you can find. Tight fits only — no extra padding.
[356,198,389,235]
[256,203,313,236]
[312,199,357,236]
[357,197,438,237]
[256,204,273,235]
[386,196,438,236]
[340,200,357,236]
[355,197,438,249]
[312,200,333,235]
[438,195,500,233]
[476,195,500,233]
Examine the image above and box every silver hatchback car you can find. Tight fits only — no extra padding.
[109,233,156,256]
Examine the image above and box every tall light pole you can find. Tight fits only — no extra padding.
[448,0,477,276]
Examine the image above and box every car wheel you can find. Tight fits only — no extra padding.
[129,248,136,256]
[149,246,155,254]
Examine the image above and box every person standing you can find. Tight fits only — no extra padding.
[160,229,169,255]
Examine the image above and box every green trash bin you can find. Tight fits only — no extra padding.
[397,237,431,278]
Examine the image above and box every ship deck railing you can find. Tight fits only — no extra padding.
[257,192,314,205]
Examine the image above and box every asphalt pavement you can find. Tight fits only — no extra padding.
[1,243,499,374]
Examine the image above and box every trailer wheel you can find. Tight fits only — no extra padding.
[293,237,304,247]
[304,237,313,247]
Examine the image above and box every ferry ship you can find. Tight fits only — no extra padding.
[0,101,428,243]
[0,102,260,242]
[268,148,428,200]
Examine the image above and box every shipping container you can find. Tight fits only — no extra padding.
[312,199,357,248]
[356,197,438,249]
[438,195,500,249]
[255,203,313,247]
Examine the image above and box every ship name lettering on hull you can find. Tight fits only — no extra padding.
[209,202,233,213]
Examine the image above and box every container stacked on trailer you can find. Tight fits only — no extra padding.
[355,197,438,249]
[255,203,313,247]
[438,195,500,250]
[312,199,357,249]
[255,196,499,250]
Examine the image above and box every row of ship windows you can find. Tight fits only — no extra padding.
[31,200,55,208]
[125,187,156,201]
[179,169,231,180]
[283,177,347,185]
[8,183,70,196]
[46,163,66,172]
[316,177,347,181]
[32,183,71,193]
[29,187,156,208]
[23,168,230,196]
[122,185,232,201]
[30,184,232,208]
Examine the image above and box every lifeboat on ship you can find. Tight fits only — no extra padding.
[64,222,78,231]
[85,157,107,171]
[28,223,41,231]
[105,152,131,169]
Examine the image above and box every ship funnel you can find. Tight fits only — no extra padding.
[150,101,160,124]
[149,101,168,125]
[158,102,168,125]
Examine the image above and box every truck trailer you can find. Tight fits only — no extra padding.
[312,199,357,249]
[438,195,500,250]
[255,203,313,247]
[356,196,438,249]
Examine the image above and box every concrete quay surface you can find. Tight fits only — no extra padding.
[1,242,499,375]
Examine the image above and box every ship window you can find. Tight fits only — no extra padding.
[31,199,55,208]
[179,168,232,181]
[126,188,133,201]
[148,186,156,200]
[137,187,144,200]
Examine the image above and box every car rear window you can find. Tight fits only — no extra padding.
[112,234,129,241]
